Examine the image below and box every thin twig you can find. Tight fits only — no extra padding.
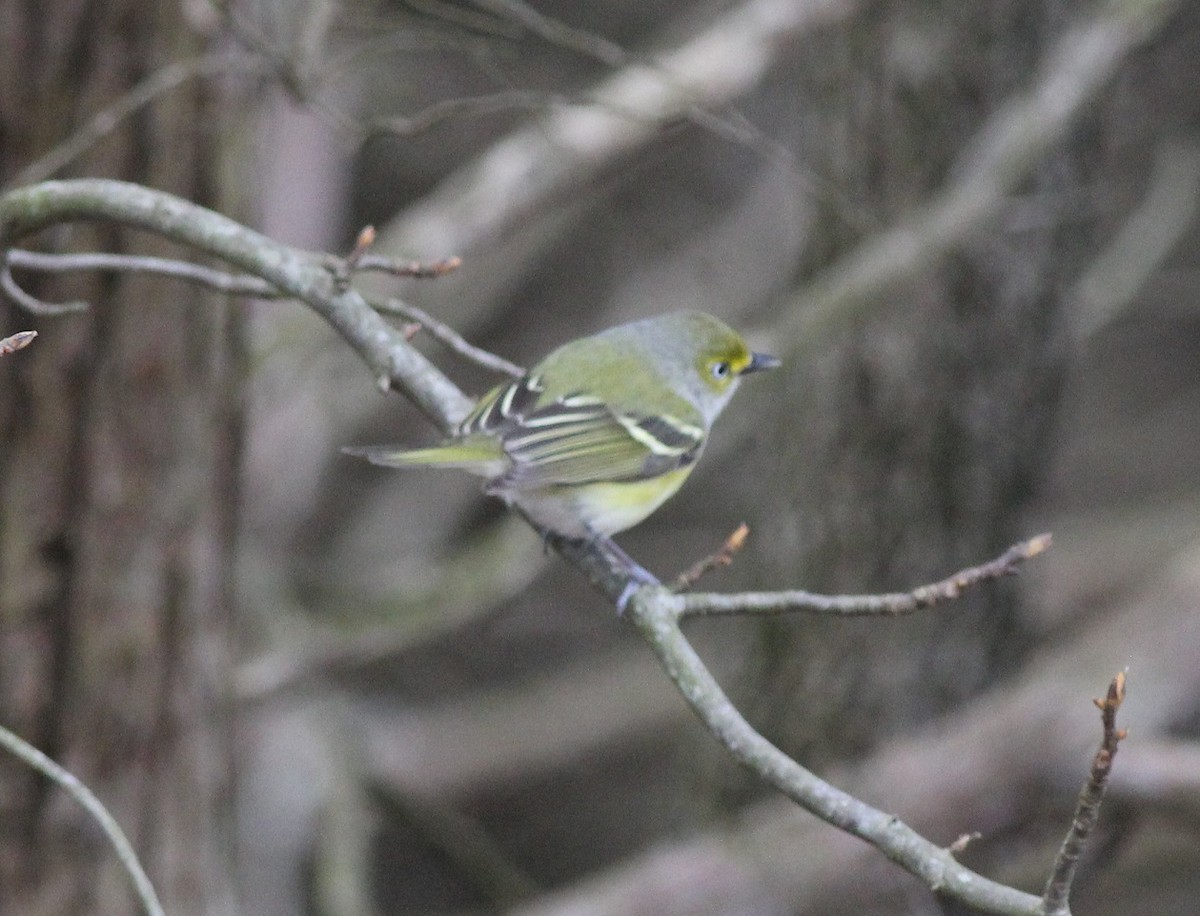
[1,258,89,314]
[1041,672,1127,916]
[8,246,466,301]
[0,329,37,356]
[0,724,165,916]
[948,832,983,856]
[677,533,1051,619]
[6,249,282,300]
[332,225,378,290]
[672,523,750,591]
[374,299,526,378]
[354,254,463,279]
[329,224,462,290]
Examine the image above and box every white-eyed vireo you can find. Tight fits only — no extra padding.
[346,311,778,541]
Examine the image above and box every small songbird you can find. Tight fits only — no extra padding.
[345,311,779,542]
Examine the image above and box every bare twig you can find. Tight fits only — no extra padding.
[948,832,983,856]
[373,298,525,378]
[330,224,463,295]
[0,724,165,916]
[672,523,750,591]
[491,538,1200,916]
[2,257,89,314]
[0,329,37,356]
[335,225,379,288]
[6,249,282,301]
[676,533,1051,619]
[7,246,465,306]
[354,254,463,279]
[1041,672,1127,916]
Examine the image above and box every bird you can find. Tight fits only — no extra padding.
[345,311,779,548]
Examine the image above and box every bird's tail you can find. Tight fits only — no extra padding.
[342,440,504,475]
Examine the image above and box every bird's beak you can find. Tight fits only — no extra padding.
[743,352,781,374]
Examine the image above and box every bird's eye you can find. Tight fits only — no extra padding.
[710,361,732,380]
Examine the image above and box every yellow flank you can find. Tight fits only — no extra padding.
[513,466,695,539]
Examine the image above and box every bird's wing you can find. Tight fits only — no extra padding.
[466,379,703,489]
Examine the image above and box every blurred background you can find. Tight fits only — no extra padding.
[3,0,1200,913]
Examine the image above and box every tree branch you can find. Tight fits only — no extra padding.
[6,248,280,298]
[0,177,1099,914]
[0,179,473,432]
[676,533,1051,619]
[0,724,165,916]
[0,3,1178,914]
[372,298,526,378]
[623,588,1051,916]
[1041,671,1127,915]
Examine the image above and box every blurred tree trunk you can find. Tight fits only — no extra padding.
[725,0,1084,776]
[0,3,242,914]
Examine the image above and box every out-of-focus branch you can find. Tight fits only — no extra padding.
[370,781,540,907]
[1042,672,1127,916]
[371,90,568,137]
[775,0,1185,348]
[1068,138,1200,342]
[3,54,264,191]
[468,0,630,67]
[0,724,165,916]
[375,0,861,262]
[238,516,546,703]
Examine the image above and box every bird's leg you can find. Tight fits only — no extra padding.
[589,533,660,614]
[528,518,659,613]
[595,535,659,585]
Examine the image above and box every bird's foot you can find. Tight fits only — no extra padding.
[594,535,660,614]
